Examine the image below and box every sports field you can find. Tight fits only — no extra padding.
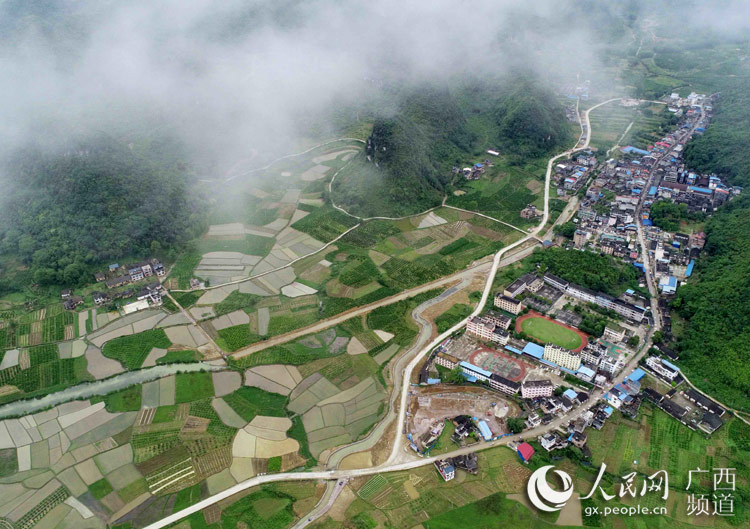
[516,312,587,351]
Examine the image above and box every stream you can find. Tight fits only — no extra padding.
[0,361,225,419]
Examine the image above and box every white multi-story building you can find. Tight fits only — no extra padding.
[466,316,509,345]
[489,373,520,395]
[599,356,621,376]
[567,284,598,304]
[435,352,459,370]
[543,344,582,371]
[645,356,679,381]
[494,294,522,315]
[521,379,554,399]
[467,316,495,341]
[603,324,626,342]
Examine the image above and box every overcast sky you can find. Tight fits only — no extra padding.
[0,0,743,173]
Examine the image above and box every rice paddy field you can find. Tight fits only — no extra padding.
[161,139,524,354]
[310,405,749,529]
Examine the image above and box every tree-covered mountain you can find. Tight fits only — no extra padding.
[333,75,571,216]
[671,194,750,411]
[0,136,206,288]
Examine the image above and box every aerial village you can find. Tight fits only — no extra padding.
[420,91,732,481]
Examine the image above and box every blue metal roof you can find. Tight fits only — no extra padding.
[603,406,614,416]
[477,420,493,441]
[539,358,558,368]
[560,367,576,375]
[628,368,646,382]
[577,365,595,378]
[522,342,545,359]
[686,260,695,277]
[460,361,492,378]
[563,389,578,400]
[642,218,653,226]
[661,358,680,372]
[689,185,712,194]
[648,186,657,196]
[427,378,441,384]
[505,346,523,355]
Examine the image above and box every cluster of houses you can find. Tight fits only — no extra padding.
[95,259,166,288]
[90,259,166,309]
[434,352,521,397]
[564,93,739,299]
[60,258,167,312]
[554,151,597,193]
[434,452,479,481]
[537,401,615,454]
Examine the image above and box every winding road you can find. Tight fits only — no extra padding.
[144,97,629,529]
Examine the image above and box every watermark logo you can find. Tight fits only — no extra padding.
[527,465,575,512]
[526,463,736,518]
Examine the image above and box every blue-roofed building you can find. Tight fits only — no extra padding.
[603,406,614,417]
[627,368,646,382]
[477,420,493,441]
[560,366,576,376]
[689,185,712,195]
[109,263,120,272]
[539,358,559,368]
[522,342,545,359]
[686,260,695,277]
[427,378,441,385]
[659,276,678,294]
[576,365,595,382]
[634,263,645,271]
[621,146,650,156]
[474,163,483,168]
[661,358,680,372]
[505,346,523,355]
[648,186,658,196]
[463,374,478,383]
[459,361,492,382]
[562,388,578,401]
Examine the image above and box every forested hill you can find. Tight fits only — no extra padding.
[0,137,206,288]
[365,87,474,209]
[347,77,571,215]
[671,194,750,411]
[671,73,750,411]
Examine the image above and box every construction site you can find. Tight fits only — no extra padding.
[406,385,521,451]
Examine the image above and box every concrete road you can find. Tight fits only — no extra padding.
[144,97,635,529]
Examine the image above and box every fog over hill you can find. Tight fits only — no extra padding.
[0,0,611,168]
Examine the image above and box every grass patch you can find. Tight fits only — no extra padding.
[215,291,262,317]
[175,372,215,403]
[100,385,142,412]
[89,478,114,500]
[435,303,473,333]
[171,291,203,308]
[217,324,260,352]
[0,448,18,477]
[102,328,172,370]
[156,349,199,365]
[153,405,180,424]
[267,456,282,472]
[222,386,287,423]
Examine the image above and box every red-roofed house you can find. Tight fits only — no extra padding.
[517,442,535,463]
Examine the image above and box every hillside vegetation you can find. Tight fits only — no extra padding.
[0,136,206,289]
[672,195,750,411]
[332,76,571,217]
